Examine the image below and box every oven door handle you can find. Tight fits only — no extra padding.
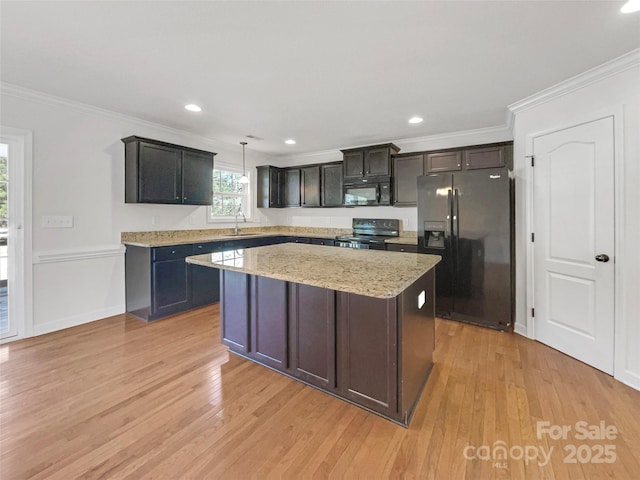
[376,185,381,204]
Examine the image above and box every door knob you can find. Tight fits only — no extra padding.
[595,254,610,263]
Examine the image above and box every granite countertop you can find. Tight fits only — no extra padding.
[121,227,348,248]
[121,227,419,248]
[186,243,440,299]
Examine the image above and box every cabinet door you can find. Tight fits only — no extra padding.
[221,270,250,353]
[182,151,213,205]
[190,264,220,307]
[365,147,391,177]
[338,293,398,416]
[284,168,301,207]
[343,151,364,179]
[250,276,288,370]
[269,168,284,207]
[289,284,335,389]
[301,165,321,207]
[425,151,462,173]
[393,154,424,206]
[138,142,182,203]
[321,163,343,207]
[463,146,506,170]
[151,258,191,317]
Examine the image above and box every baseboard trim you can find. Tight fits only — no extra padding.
[514,322,530,338]
[34,245,125,264]
[32,305,125,337]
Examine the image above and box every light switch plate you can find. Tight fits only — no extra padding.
[418,290,426,309]
[42,215,73,228]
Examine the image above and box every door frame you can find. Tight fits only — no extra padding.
[524,107,625,378]
[0,127,33,342]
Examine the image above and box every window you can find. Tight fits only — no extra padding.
[209,168,250,221]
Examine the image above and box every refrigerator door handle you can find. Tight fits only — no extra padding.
[446,189,452,234]
[453,188,460,238]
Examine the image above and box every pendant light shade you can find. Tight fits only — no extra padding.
[238,141,250,184]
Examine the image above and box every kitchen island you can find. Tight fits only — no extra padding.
[186,243,440,426]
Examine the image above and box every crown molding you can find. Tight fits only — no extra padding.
[0,82,232,150]
[508,48,640,115]
[392,123,513,151]
[272,121,514,165]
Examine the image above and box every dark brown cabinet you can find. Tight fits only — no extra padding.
[122,136,216,205]
[463,145,506,170]
[343,151,364,179]
[250,276,288,370]
[426,144,511,173]
[321,163,343,206]
[284,168,301,207]
[341,144,399,179]
[425,151,462,173]
[310,238,335,246]
[257,165,285,208]
[288,283,336,389]
[393,154,425,206]
[338,293,398,415]
[386,243,419,253]
[301,165,321,207]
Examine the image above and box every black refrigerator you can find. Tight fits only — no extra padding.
[417,168,513,331]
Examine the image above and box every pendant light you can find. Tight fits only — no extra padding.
[238,142,250,184]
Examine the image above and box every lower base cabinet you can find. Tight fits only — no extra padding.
[250,276,288,369]
[338,293,397,415]
[220,269,435,426]
[289,283,336,389]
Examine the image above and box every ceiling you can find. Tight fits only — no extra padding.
[1,1,639,156]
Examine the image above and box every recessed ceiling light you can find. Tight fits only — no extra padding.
[621,0,640,13]
[408,116,423,124]
[184,104,202,112]
[285,139,296,145]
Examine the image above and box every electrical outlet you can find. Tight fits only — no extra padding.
[402,218,410,229]
[42,215,73,228]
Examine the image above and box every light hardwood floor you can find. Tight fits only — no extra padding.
[1,305,639,479]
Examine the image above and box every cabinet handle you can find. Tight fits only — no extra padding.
[360,171,363,174]
[176,196,179,200]
[171,250,176,254]
[184,197,187,200]
[401,248,405,252]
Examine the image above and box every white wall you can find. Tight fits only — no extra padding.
[1,85,273,335]
[260,126,513,231]
[510,57,640,390]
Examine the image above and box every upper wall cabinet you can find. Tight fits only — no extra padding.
[301,165,321,207]
[321,162,343,207]
[425,143,511,173]
[341,144,400,180]
[257,166,285,208]
[122,136,216,205]
[284,168,301,207]
[393,154,425,206]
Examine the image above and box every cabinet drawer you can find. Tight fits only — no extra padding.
[311,238,335,246]
[192,242,224,255]
[152,244,193,262]
[386,243,418,253]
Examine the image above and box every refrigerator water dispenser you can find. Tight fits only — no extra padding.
[423,221,445,249]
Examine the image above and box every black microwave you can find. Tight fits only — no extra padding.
[343,177,392,206]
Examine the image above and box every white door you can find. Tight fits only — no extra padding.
[532,116,615,374]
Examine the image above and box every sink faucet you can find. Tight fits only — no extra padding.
[234,206,246,235]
